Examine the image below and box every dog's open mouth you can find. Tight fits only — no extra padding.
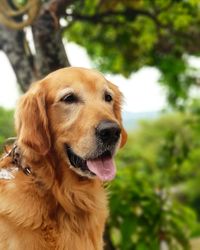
[65,146,116,181]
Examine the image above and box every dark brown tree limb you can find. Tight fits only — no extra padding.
[48,0,74,17]
[104,224,116,250]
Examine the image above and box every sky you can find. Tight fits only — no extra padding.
[0,42,167,113]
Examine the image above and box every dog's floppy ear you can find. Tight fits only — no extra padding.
[15,85,51,155]
[108,82,127,148]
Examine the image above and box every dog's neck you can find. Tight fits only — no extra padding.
[5,142,107,217]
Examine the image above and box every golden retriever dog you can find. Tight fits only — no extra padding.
[0,67,127,250]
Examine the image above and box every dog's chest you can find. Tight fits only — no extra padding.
[0,164,107,250]
[0,199,106,250]
[20,212,105,250]
[0,214,103,250]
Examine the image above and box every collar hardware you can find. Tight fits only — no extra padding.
[0,143,32,177]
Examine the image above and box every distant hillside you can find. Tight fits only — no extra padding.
[122,111,159,131]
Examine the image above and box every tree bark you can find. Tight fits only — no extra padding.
[0,25,36,91]
[32,1,70,79]
[104,225,116,250]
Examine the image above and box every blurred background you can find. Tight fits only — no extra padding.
[1,0,200,249]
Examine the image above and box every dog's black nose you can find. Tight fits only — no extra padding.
[96,120,121,144]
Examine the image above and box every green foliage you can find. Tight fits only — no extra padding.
[64,0,200,106]
[108,109,200,249]
[0,107,15,152]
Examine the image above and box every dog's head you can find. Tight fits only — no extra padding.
[15,67,127,181]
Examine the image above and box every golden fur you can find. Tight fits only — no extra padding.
[0,67,127,250]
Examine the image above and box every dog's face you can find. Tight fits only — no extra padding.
[15,67,127,181]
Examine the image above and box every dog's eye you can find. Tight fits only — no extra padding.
[61,94,79,104]
[104,92,113,103]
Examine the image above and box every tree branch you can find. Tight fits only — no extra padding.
[0,0,41,30]
[65,7,164,28]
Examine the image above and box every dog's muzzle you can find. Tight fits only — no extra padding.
[65,120,121,181]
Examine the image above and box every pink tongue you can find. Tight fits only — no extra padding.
[87,157,116,181]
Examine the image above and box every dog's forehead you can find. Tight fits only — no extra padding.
[45,67,111,96]
[47,68,105,85]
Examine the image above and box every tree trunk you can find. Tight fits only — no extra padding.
[0,25,36,91]
[32,2,70,79]
[0,0,71,91]
[104,225,116,250]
